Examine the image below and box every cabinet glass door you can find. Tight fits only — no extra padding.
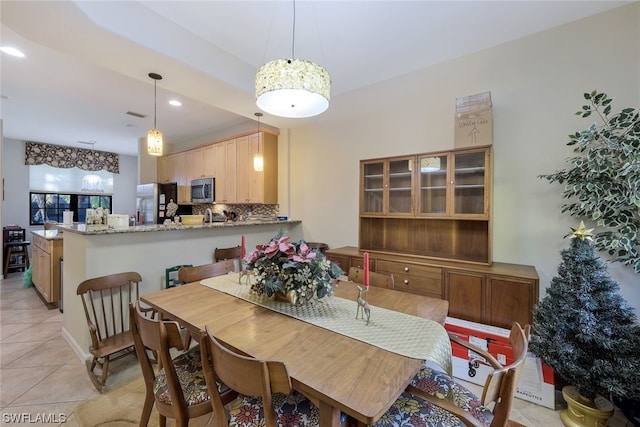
[453,151,486,215]
[388,158,413,214]
[362,161,384,214]
[418,155,448,215]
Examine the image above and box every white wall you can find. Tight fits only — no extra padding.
[285,5,640,310]
[1,139,139,232]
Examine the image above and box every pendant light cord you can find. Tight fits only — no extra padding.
[291,0,296,59]
[153,79,157,129]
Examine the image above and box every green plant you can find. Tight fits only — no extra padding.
[539,91,640,272]
[529,223,640,400]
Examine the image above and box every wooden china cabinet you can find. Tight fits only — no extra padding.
[328,145,539,329]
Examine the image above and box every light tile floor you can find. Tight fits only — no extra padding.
[0,273,632,427]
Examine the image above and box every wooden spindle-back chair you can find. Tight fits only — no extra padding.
[76,271,142,391]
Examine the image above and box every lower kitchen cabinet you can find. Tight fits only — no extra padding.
[31,232,63,303]
[326,246,539,329]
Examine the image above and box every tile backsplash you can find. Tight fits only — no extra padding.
[192,204,279,220]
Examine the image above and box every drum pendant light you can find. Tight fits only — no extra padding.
[147,72,163,156]
[255,0,330,118]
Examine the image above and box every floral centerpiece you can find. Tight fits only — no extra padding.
[241,235,344,305]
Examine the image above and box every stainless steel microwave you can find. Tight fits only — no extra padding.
[191,177,214,203]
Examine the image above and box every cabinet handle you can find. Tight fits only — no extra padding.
[404,267,409,272]
[403,279,409,285]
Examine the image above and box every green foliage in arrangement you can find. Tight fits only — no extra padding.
[539,91,640,273]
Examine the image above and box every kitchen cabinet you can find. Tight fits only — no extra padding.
[359,145,492,264]
[214,138,237,204]
[156,129,279,205]
[326,246,538,329]
[31,232,62,303]
[235,132,278,204]
[157,153,177,184]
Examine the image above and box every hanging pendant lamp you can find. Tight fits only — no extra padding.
[255,1,330,118]
[147,72,163,156]
[253,112,264,172]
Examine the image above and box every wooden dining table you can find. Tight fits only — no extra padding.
[141,274,450,427]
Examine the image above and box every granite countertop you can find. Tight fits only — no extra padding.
[31,229,64,240]
[56,219,301,236]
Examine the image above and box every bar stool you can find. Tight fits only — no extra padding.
[4,240,30,276]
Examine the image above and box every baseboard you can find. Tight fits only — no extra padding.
[62,326,90,362]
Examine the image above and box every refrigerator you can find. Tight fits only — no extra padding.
[136,182,187,225]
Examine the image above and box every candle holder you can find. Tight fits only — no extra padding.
[355,285,371,325]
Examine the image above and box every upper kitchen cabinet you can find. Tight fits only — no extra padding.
[236,131,278,205]
[185,144,216,183]
[360,156,414,216]
[157,153,178,183]
[214,138,236,204]
[359,145,493,265]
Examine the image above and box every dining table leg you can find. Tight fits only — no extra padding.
[319,400,342,427]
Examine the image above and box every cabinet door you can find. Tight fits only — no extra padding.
[225,139,237,203]
[488,277,535,329]
[177,152,190,204]
[33,245,52,302]
[387,157,414,215]
[203,144,216,177]
[445,270,485,323]
[186,148,205,182]
[452,149,490,217]
[361,160,385,215]
[326,254,349,273]
[214,142,227,203]
[247,132,264,203]
[417,154,448,215]
[235,136,250,203]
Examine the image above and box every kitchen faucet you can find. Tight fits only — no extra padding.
[205,208,213,224]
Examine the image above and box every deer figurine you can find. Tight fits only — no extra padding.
[356,285,371,325]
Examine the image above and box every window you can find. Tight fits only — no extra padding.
[30,192,112,225]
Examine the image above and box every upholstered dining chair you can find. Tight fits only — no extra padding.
[373,322,530,427]
[200,326,325,427]
[76,271,142,392]
[129,301,236,427]
[348,267,395,289]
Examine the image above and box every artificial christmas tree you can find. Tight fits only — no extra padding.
[530,222,640,426]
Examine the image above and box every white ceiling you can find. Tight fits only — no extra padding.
[0,1,630,156]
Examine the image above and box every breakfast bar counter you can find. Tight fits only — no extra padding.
[60,219,303,361]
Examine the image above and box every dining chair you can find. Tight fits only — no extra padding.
[213,245,242,271]
[200,326,323,427]
[348,266,395,289]
[374,322,530,427]
[76,271,142,392]
[130,301,237,427]
[177,260,236,347]
[178,259,236,284]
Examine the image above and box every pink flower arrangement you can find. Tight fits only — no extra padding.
[243,235,343,305]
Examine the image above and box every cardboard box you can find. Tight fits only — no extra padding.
[454,91,493,148]
[445,317,556,409]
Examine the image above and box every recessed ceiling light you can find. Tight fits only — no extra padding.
[0,47,25,58]
[169,100,182,107]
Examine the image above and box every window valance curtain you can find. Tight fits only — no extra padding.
[25,142,119,173]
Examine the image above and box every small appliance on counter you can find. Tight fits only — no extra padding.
[107,214,130,228]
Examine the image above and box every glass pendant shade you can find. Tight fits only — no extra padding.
[256,59,330,118]
[147,129,163,156]
[253,154,264,172]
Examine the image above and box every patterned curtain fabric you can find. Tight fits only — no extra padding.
[25,142,120,173]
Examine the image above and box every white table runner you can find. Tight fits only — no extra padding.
[200,274,452,374]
